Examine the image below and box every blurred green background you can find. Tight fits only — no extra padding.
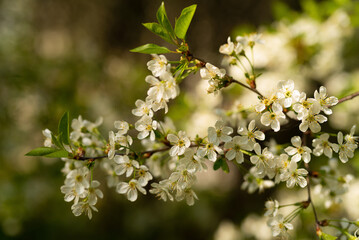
[1,0,359,239]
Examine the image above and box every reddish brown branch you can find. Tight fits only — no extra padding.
[337,91,359,105]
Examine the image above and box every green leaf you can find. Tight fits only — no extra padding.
[58,112,70,145]
[213,158,222,171]
[25,147,69,158]
[130,44,172,54]
[213,158,230,173]
[174,4,197,39]
[156,2,175,40]
[143,23,173,44]
[45,150,69,158]
[221,159,230,173]
[51,133,64,149]
[320,232,338,240]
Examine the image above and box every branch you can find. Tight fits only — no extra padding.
[231,79,264,98]
[73,144,202,161]
[337,91,359,105]
[302,131,320,229]
[75,147,171,161]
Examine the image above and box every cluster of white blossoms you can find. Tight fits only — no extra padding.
[263,199,294,238]
[60,164,103,220]
[312,126,358,163]
[255,80,338,133]
[200,63,227,94]
[34,17,359,240]
[29,4,359,240]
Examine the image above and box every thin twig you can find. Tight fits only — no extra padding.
[302,131,320,228]
[337,91,359,105]
[74,144,202,161]
[231,79,264,98]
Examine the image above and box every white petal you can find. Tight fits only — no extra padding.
[127,189,138,202]
[117,182,129,194]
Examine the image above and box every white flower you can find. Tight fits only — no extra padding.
[60,184,86,204]
[284,136,312,163]
[182,148,207,173]
[241,167,275,193]
[135,115,158,141]
[167,131,191,156]
[197,142,222,162]
[313,86,338,115]
[70,116,89,142]
[145,74,166,103]
[237,120,265,149]
[267,214,293,238]
[200,63,226,81]
[273,154,291,183]
[115,134,133,152]
[114,120,129,135]
[117,179,146,202]
[169,165,196,190]
[280,161,308,188]
[71,200,98,220]
[70,115,102,142]
[312,133,338,158]
[65,167,90,195]
[236,33,264,47]
[276,80,300,108]
[345,125,358,144]
[132,99,154,118]
[145,71,179,105]
[149,180,173,202]
[164,73,180,100]
[336,131,356,163]
[224,136,247,164]
[108,130,133,159]
[137,165,153,186]
[114,155,139,177]
[208,120,233,145]
[293,92,318,119]
[175,188,198,206]
[150,97,169,113]
[219,37,235,55]
[264,199,279,217]
[299,104,327,133]
[87,180,104,205]
[42,129,53,147]
[147,54,169,77]
[255,94,278,113]
[250,143,275,176]
[260,103,285,132]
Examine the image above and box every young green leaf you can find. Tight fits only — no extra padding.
[174,4,197,39]
[143,22,173,44]
[156,2,176,40]
[25,147,68,158]
[213,158,222,171]
[45,150,70,158]
[51,133,64,149]
[319,232,338,240]
[58,112,70,145]
[213,157,230,173]
[130,43,172,54]
[220,159,230,173]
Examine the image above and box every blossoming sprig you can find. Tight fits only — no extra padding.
[24,4,359,235]
[219,34,263,88]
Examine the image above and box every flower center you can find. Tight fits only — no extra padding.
[270,113,276,120]
[129,182,136,189]
[298,147,304,154]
